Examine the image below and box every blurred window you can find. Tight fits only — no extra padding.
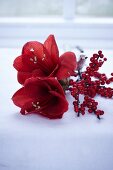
[0,0,113,18]
[0,0,113,49]
[76,0,113,17]
[0,0,63,17]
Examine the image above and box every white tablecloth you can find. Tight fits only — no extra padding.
[0,48,113,170]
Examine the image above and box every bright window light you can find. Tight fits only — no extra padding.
[0,0,63,17]
[0,0,113,18]
[76,0,113,17]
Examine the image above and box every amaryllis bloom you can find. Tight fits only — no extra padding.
[13,34,77,84]
[12,77,68,119]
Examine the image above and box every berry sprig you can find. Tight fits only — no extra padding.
[68,51,113,119]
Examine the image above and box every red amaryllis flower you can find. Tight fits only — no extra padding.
[13,35,77,84]
[12,77,68,119]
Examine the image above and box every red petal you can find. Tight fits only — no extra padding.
[32,69,46,77]
[24,77,51,99]
[12,77,68,119]
[22,52,40,70]
[13,55,30,72]
[24,77,65,99]
[22,41,44,57]
[44,35,59,65]
[12,87,33,108]
[45,77,65,97]
[38,95,68,119]
[33,90,68,119]
[20,101,35,115]
[55,67,71,80]
[12,83,41,114]
[22,41,55,73]
[56,52,77,79]
[17,72,32,85]
[17,68,46,85]
[30,78,68,118]
[47,90,68,114]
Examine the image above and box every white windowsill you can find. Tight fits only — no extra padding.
[0,17,113,24]
[0,17,113,49]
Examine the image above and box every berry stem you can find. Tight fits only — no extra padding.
[69,50,113,119]
[78,70,82,80]
[97,115,100,119]
[76,46,84,53]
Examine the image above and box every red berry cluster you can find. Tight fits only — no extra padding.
[69,51,113,119]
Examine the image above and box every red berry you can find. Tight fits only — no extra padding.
[98,50,102,55]
[88,109,93,113]
[101,81,105,85]
[104,58,107,61]
[106,80,110,84]
[99,54,104,58]
[93,54,98,58]
[109,77,113,82]
[69,79,74,85]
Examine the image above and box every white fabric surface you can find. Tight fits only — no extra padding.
[0,48,113,170]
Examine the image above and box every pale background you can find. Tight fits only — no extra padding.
[0,1,113,170]
[0,0,113,17]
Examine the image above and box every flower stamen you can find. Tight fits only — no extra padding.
[30,48,34,52]
[32,102,41,110]
[42,54,46,61]
[30,58,33,61]
[30,56,38,64]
